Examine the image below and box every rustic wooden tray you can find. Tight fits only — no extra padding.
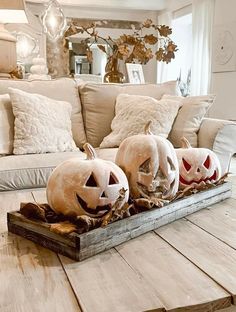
[7,182,232,261]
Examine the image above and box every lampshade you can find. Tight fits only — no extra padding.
[0,0,28,24]
[0,0,28,78]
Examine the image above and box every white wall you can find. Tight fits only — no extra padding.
[209,0,236,120]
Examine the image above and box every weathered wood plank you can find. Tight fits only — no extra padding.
[219,306,236,312]
[156,219,236,304]
[0,232,81,312]
[116,232,231,312]
[0,190,33,233]
[0,190,81,312]
[30,183,232,261]
[186,198,236,249]
[59,249,166,312]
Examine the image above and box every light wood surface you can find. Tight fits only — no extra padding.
[0,190,81,312]
[0,159,236,311]
[156,219,236,304]
[116,232,231,312]
[186,198,236,248]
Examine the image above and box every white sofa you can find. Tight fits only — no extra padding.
[0,78,235,192]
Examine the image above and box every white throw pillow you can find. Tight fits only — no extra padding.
[0,94,14,155]
[9,88,78,155]
[100,93,180,148]
[163,94,215,147]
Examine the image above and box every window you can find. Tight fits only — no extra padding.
[165,9,192,96]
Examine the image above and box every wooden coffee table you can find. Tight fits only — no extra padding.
[1,171,236,311]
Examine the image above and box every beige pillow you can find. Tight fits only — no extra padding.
[0,94,14,155]
[163,94,215,147]
[9,88,78,155]
[0,78,86,148]
[100,94,180,148]
[79,80,178,147]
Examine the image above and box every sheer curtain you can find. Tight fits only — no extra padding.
[191,0,215,95]
[157,11,173,83]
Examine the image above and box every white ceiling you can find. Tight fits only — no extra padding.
[26,0,167,11]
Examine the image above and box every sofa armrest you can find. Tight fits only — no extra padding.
[198,118,236,175]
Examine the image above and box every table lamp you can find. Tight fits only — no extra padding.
[0,0,28,78]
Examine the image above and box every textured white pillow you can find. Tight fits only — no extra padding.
[163,94,215,147]
[9,88,78,155]
[0,94,14,155]
[100,94,180,148]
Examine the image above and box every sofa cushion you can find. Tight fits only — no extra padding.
[79,81,178,147]
[95,148,118,162]
[163,94,215,147]
[0,94,14,155]
[9,88,77,155]
[100,94,180,148]
[0,151,85,191]
[0,78,86,149]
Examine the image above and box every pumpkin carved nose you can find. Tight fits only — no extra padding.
[197,168,200,172]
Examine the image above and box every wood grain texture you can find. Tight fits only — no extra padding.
[30,184,232,261]
[0,190,81,312]
[156,219,236,304]
[186,198,236,249]
[0,190,33,233]
[219,306,236,312]
[60,249,165,312]
[0,232,81,312]
[116,232,231,312]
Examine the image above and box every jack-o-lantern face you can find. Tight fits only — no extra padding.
[115,122,179,200]
[47,144,129,218]
[176,138,221,189]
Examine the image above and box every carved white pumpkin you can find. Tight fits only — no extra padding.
[47,143,129,218]
[176,137,221,189]
[115,122,179,200]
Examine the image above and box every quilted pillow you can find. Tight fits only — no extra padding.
[100,93,180,148]
[162,94,215,147]
[0,94,14,155]
[9,88,77,155]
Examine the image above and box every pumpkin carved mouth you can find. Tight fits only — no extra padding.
[76,194,111,217]
[179,170,217,186]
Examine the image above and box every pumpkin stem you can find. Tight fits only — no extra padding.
[181,137,191,149]
[83,143,97,160]
[144,120,153,135]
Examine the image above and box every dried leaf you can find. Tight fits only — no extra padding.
[97,44,106,53]
[20,202,46,221]
[50,222,77,235]
[144,34,158,45]
[142,19,153,28]
[157,25,172,37]
[118,44,130,56]
[155,48,164,61]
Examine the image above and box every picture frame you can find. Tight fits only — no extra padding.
[126,63,145,84]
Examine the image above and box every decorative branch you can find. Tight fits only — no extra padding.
[64,19,177,67]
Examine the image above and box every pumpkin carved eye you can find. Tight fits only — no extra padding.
[139,158,151,174]
[182,158,191,172]
[203,155,210,169]
[109,172,119,185]
[86,173,98,187]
